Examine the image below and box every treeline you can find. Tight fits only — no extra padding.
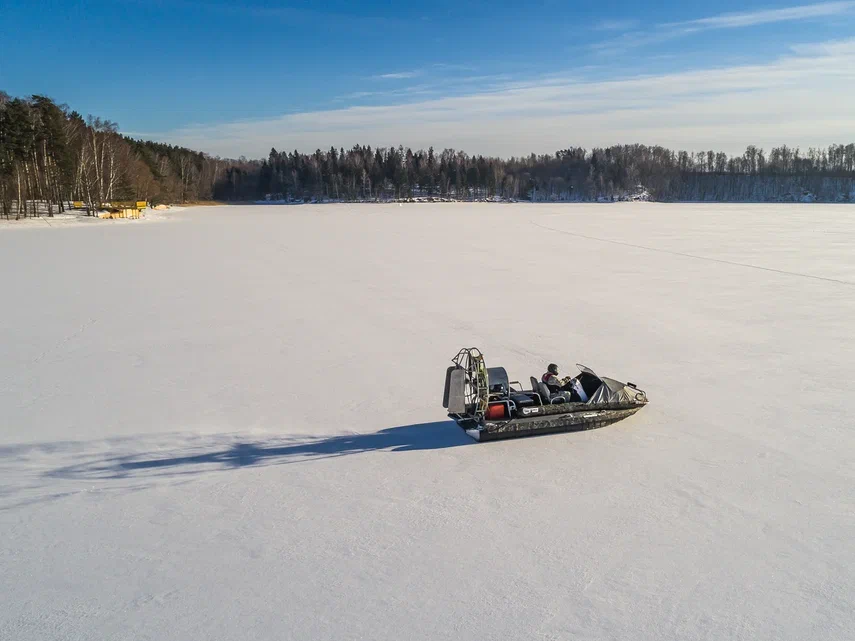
[4,91,855,216]
[0,92,234,218]
[218,143,855,203]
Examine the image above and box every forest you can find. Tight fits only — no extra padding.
[3,91,855,218]
[231,143,855,203]
[0,92,228,218]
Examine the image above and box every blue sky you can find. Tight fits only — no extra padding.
[3,0,855,157]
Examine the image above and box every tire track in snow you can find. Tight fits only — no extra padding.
[1,318,97,394]
[30,318,97,366]
[530,219,855,287]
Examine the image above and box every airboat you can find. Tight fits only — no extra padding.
[442,348,648,441]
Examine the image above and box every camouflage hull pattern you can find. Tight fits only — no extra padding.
[519,400,644,417]
[456,405,644,442]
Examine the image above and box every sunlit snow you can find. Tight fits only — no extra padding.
[2,203,853,640]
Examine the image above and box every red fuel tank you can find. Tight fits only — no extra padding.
[485,403,507,420]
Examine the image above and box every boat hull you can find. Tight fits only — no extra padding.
[459,405,644,442]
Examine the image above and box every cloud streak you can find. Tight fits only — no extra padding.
[137,38,855,160]
[370,63,479,81]
[663,1,855,29]
[373,71,421,80]
[338,74,513,103]
[593,1,855,54]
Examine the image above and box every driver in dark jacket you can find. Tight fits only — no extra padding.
[542,363,572,392]
[542,363,584,401]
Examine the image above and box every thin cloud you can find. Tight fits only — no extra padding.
[789,36,855,54]
[140,38,855,159]
[335,75,515,103]
[333,84,441,103]
[593,1,855,54]
[663,1,855,29]
[431,63,478,72]
[590,27,696,54]
[371,64,478,80]
[335,91,382,100]
[374,71,421,80]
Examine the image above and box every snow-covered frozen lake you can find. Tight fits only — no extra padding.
[2,203,854,640]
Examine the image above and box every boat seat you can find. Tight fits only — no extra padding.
[531,376,569,404]
[510,393,536,407]
[538,380,561,403]
[529,377,545,405]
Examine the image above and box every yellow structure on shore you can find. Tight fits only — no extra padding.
[98,201,148,219]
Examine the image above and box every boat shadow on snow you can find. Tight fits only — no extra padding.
[41,421,472,481]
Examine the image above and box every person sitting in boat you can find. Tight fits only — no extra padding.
[542,363,588,402]
[541,363,570,393]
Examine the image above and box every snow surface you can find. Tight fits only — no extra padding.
[2,203,854,641]
[0,207,179,230]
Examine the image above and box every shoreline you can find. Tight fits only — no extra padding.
[3,198,852,231]
[0,207,184,231]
